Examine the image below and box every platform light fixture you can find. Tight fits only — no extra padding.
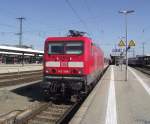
[118,10,135,81]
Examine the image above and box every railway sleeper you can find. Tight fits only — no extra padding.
[32,115,59,123]
[51,104,70,109]
[40,111,63,118]
[0,71,42,80]
[0,76,42,87]
[28,119,52,124]
[46,108,66,113]
[0,75,41,83]
[39,113,61,119]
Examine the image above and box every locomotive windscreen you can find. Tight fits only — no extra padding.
[48,41,83,54]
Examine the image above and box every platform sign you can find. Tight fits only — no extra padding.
[118,40,125,47]
[112,48,122,52]
[128,40,135,47]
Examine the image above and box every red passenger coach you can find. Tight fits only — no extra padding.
[42,31,104,100]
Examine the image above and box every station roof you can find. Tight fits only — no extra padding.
[0,45,44,55]
[136,54,150,57]
[0,51,35,56]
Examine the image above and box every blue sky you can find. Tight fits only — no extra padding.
[0,0,150,57]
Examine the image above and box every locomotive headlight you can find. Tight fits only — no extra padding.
[71,69,83,74]
[45,69,49,73]
[78,70,83,74]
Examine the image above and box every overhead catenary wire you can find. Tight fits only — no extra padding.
[82,0,104,45]
[83,0,93,17]
[65,0,87,28]
[0,23,17,28]
[0,31,16,34]
[0,1,101,45]
[83,0,103,32]
[0,3,100,38]
[65,0,93,38]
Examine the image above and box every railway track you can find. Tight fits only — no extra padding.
[133,66,150,75]
[0,66,109,124]
[15,66,109,124]
[0,101,79,124]
[24,103,76,124]
[0,70,42,87]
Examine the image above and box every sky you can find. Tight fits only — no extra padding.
[0,0,150,57]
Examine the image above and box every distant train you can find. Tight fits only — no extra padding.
[42,30,104,101]
[128,55,150,66]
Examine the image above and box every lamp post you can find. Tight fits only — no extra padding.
[119,10,135,81]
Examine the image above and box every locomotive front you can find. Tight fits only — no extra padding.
[43,37,86,99]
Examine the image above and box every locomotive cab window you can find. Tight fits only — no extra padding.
[48,43,64,54]
[66,42,83,54]
[48,41,83,54]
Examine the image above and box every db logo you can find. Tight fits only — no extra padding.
[61,62,68,67]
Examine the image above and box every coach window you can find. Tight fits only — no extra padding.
[48,43,64,54]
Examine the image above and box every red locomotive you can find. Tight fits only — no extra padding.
[42,30,104,100]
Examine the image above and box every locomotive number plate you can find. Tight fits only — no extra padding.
[61,62,68,67]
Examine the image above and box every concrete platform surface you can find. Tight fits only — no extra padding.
[69,65,150,124]
[0,64,42,74]
[0,80,43,116]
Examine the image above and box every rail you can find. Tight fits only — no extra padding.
[0,70,42,87]
[0,65,110,124]
[133,66,150,75]
[0,101,79,124]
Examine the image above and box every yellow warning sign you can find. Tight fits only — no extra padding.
[118,40,125,47]
[129,40,135,47]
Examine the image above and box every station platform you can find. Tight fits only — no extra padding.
[69,65,150,124]
[0,64,42,74]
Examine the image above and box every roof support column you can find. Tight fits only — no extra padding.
[22,52,24,66]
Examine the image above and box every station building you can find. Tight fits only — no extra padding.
[0,45,44,64]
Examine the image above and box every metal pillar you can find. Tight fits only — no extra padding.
[22,53,24,66]
[119,10,135,81]
[16,17,25,47]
